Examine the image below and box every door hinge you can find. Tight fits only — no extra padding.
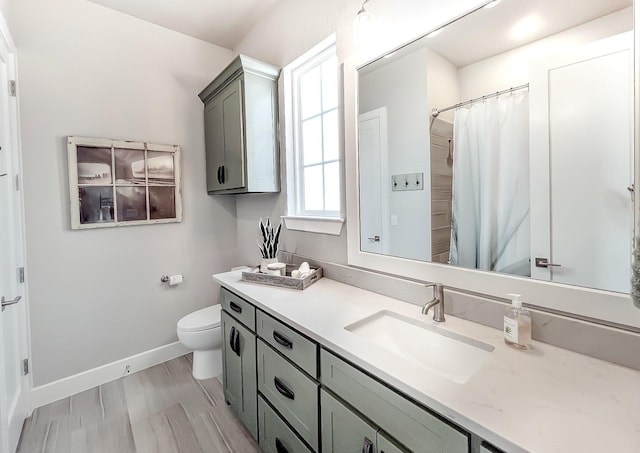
[15,174,20,191]
[18,267,24,283]
[9,80,16,97]
[23,358,29,375]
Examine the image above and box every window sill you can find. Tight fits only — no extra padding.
[281,215,345,236]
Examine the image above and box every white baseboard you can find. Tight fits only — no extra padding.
[29,341,191,410]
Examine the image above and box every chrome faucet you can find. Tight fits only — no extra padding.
[422,283,445,322]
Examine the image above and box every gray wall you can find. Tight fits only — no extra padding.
[12,0,238,386]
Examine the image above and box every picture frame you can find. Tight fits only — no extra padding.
[67,136,183,229]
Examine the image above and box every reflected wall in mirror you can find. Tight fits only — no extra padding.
[357,0,633,294]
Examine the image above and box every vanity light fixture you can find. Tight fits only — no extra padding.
[354,0,375,45]
[354,0,374,26]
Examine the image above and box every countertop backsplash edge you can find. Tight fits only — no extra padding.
[279,251,640,370]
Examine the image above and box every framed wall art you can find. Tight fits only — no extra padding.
[67,136,183,229]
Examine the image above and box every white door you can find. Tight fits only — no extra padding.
[530,33,633,293]
[359,108,389,254]
[0,19,29,453]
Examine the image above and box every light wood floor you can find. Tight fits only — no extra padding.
[17,354,260,453]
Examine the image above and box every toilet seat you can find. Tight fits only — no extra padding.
[177,305,221,332]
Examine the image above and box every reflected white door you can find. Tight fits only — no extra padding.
[530,33,633,293]
[359,108,389,254]
[0,21,29,453]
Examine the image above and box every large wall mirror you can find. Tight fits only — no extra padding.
[344,0,640,329]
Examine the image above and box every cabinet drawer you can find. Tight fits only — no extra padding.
[257,310,318,377]
[221,287,256,331]
[258,340,319,450]
[258,396,314,453]
[321,349,469,453]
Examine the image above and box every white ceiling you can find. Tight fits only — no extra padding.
[87,0,281,49]
[428,0,632,68]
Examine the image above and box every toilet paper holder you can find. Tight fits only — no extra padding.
[161,275,185,284]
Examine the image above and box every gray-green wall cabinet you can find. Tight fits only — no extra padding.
[199,55,280,194]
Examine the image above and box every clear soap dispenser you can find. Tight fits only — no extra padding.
[504,293,531,350]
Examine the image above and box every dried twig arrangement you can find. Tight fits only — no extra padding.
[257,217,282,259]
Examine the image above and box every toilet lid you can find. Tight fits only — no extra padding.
[177,305,222,332]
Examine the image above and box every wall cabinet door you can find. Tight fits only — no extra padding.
[203,78,244,192]
[321,389,378,453]
[221,310,257,439]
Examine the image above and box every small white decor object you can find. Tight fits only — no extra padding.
[267,262,286,276]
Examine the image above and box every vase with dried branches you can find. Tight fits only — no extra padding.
[257,218,282,272]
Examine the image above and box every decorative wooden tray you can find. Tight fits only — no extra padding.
[241,265,322,290]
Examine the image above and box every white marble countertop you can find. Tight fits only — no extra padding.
[213,270,640,453]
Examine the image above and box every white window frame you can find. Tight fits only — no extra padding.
[282,35,345,236]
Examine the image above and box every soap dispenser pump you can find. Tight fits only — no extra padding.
[504,293,531,350]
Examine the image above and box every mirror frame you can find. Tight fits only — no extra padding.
[344,0,640,329]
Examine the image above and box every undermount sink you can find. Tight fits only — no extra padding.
[345,310,494,384]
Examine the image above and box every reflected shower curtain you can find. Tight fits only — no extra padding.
[449,92,530,276]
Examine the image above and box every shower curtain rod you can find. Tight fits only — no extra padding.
[431,83,529,118]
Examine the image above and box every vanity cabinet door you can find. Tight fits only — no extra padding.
[221,310,257,439]
[321,389,379,453]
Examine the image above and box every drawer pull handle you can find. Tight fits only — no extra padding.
[362,437,373,453]
[273,331,293,349]
[273,377,295,400]
[233,328,240,356]
[229,326,236,353]
[275,438,289,453]
[229,327,240,356]
[229,301,242,313]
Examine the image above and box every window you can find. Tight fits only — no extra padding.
[283,36,344,235]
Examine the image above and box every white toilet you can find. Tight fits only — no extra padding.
[177,304,222,380]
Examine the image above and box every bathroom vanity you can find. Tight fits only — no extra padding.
[213,270,640,453]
